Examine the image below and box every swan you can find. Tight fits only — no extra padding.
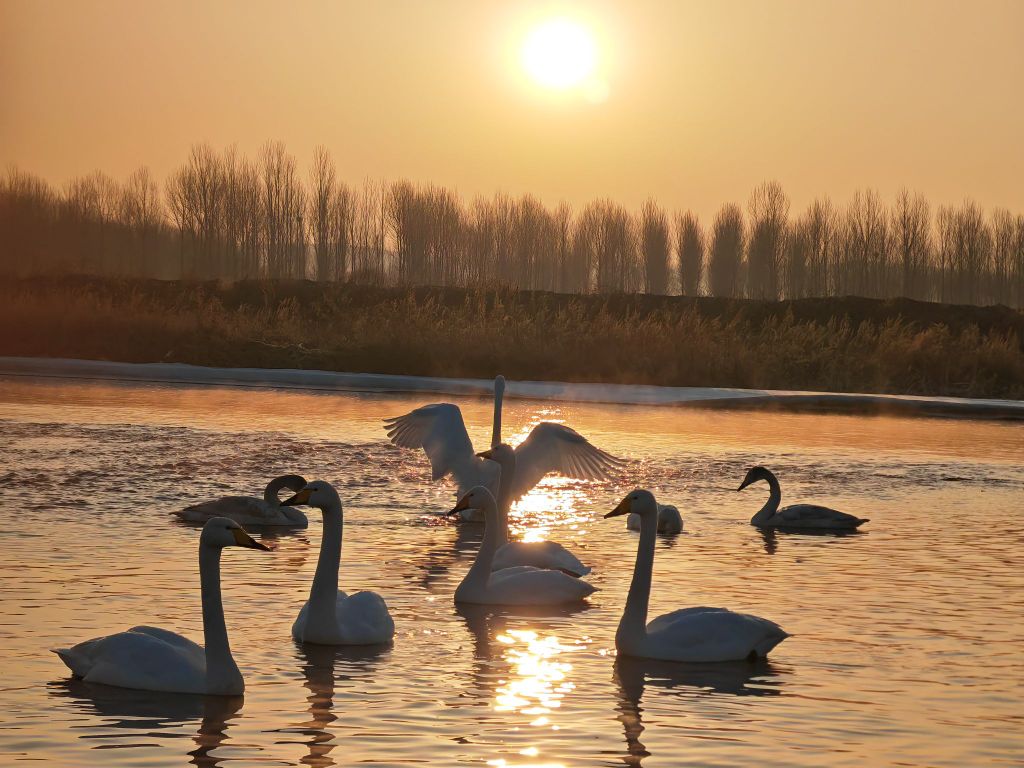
[626,504,683,535]
[283,481,395,645]
[738,466,869,530]
[605,490,788,662]
[477,443,591,576]
[175,474,308,527]
[383,375,620,520]
[52,517,269,695]
[448,486,596,606]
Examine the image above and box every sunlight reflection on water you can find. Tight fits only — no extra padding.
[0,378,1022,767]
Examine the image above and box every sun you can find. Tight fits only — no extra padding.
[521,18,597,90]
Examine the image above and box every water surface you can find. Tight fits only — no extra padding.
[1,377,1022,766]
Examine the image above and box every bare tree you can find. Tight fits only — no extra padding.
[745,181,789,299]
[676,211,704,297]
[640,199,670,294]
[891,189,931,300]
[708,203,744,298]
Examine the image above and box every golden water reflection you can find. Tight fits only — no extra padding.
[494,630,576,717]
[509,478,592,544]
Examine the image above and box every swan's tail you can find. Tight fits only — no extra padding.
[52,648,86,678]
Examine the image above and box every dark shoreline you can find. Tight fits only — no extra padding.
[2,275,1023,402]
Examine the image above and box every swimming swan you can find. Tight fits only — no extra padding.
[53,517,270,695]
[449,486,596,606]
[477,443,591,576]
[176,474,309,527]
[626,504,683,535]
[284,481,395,645]
[383,375,620,519]
[739,466,868,530]
[606,490,788,662]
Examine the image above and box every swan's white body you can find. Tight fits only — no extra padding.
[451,487,596,606]
[384,376,619,521]
[608,491,787,662]
[176,475,308,527]
[480,443,591,576]
[740,467,868,530]
[287,481,395,645]
[626,504,683,535]
[53,518,269,695]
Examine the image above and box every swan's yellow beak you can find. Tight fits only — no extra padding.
[447,493,472,517]
[232,527,271,551]
[281,488,312,507]
[605,496,632,518]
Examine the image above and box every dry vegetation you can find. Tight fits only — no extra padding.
[2,277,1022,399]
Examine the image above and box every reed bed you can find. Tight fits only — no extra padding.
[2,277,1022,399]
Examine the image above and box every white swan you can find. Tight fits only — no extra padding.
[739,466,869,530]
[175,474,309,527]
[606,490,788,662]
[284,481,395,645]
[53,517,269,695]
[626,504,683,535]
[477,443,591,576]
[383,375,620,520]
[448,486,596,606]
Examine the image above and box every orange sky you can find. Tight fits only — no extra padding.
[2,0,1022,221]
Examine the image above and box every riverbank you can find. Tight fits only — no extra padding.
[1,276,1022,400]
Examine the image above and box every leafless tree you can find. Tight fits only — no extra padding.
[745,181,789,299]
[708,203,744,298]
[676,211,704,297]
[640,199,670,294]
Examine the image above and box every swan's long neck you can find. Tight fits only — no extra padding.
[750,473,782,526]
[307,494,343,636]
[463,496,500,589]
[491,378,505,448]
[617,510,657,652]
[199,544,242,693]
[494,455,516,547]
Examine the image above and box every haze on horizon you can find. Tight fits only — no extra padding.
[2,0,1022,221]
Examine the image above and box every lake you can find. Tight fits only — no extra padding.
[0,374,1022,767]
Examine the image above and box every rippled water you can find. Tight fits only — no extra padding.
[1,376,1022,767]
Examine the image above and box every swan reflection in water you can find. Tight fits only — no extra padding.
[758,526,865,555]
[48,679,242,767]
[273,643,389,767]
[613,657,784,766]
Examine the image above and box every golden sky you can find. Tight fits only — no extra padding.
[2,0,1022,220]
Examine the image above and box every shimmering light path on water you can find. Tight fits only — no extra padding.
[0,378,1022,766]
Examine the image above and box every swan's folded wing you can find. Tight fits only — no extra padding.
[780,504,846,522]
[383,403,484,487]
[511,422,622,499]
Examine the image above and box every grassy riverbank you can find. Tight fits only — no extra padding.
[2,276,1022,399]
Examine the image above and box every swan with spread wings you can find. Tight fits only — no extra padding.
[383,376,621,519]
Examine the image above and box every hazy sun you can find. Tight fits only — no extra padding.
[521,18,597,90]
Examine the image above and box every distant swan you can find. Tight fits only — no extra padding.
[383,375,620,520]
[739,466,868,530]
[606,490,787,662]
[448,486,596,606]
[284,481,395,645]
[627,504,683,535]
[477,443,591,576]
[53,517,269,695]
[176,474,308,527]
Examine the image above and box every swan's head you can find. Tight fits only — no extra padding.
[447,486,496,517]
[265,474,307,503]
[476,442,515,466]
[200,517,271,551]
[738,466,773,491]
[606,489,658,519]
[281,480,339,509]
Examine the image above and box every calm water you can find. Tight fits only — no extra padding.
[1,377,1022,767]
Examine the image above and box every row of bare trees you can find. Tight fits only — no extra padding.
[2,144,1024,307]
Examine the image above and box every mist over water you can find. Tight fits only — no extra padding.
[1,378,1022,766]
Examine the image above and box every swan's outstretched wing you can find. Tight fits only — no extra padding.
[384,403,495,493]
[511,422,621,499]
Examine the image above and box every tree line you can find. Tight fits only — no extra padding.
[2,141,1023,307]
